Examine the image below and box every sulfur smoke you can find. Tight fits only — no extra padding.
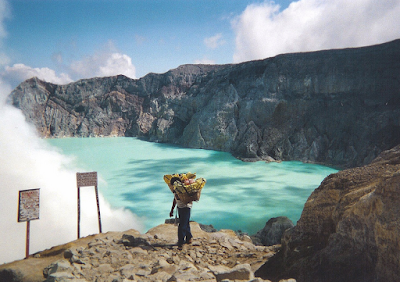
[0,81,144,264]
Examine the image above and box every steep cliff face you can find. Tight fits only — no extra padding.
[9,64,224,139]
[255,144,400,282]
[9,39,400,167]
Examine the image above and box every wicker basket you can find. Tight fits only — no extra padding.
[175,189,202,203]
[164,173,206,204]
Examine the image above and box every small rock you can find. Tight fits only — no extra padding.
[119,264,136,278]
[97,263,114,274]
[250,278,272,282]
[211,263,253,282]
[120,234,150,247]
[63,248,77,259]
[130,247,148,255]
[43,260,72,278]
[45,271,76,282]
[199,223,217,232]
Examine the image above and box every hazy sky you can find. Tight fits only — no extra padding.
[1,0,400,88]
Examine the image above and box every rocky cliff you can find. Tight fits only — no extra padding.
[9,39,400,167]
[255,144,400,282]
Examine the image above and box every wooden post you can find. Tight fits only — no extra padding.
[94,186,102,234]
[25,220,30,259]
[77,186,81,239]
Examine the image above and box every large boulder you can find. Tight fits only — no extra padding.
[0,269,23,282]
[254,217,294,246]
[255,144,400,282]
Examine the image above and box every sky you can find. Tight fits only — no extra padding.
[0,0,399,264]
[0,0,399,89]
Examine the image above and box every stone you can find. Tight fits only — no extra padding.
[147,271,172,282]
[249,278,272,282]
[43,260,73,278]
[165,218,179,224]
[150,258,177,275]
[254,217,294,246]
[96,263,114,274]
[120,234,150,247]
[0,269,24,282]
[130,247,148,255]
[210,263,253,282]
[63,248,77,259]
[220,239,234,251]
[45,272,75,282]
[119,264,136,279]
[199,223,217,232]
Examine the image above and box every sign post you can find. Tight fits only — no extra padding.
[18,188,40,259]
[76,172,102,239]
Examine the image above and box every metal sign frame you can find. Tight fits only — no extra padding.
[76,172,102,239]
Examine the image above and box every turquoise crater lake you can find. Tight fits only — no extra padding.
[47,137,338,234]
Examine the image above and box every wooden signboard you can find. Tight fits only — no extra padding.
[77,171,98,187]
[18,188,40,258]
[18,188,40,222]
[76,172,102,239]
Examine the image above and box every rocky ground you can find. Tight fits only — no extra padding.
[0,222,292,282]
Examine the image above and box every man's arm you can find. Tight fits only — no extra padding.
[170,197,176,217]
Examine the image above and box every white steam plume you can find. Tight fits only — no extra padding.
[2,64,73,87]
[0,80,143,264]
[69,51,137,80]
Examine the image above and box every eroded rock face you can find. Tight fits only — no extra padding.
[9,40,400,167]
[255,145,400,282]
